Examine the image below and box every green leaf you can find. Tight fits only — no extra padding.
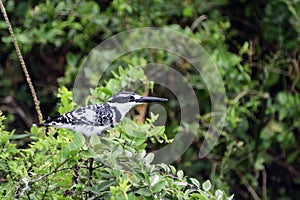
[287,150,299,164]
[80,149,94,157]
[133,137,147,146]
[202,180,211,191]
[239,41,250,55]
[135,188,152,197]
[150,126,165,137]
[61,145,70,160]
[279,109,288,121]
[189,193,206,200]
[174,181,188,187]
[277,92,287,104]
[97,180,116,192]
[66,52,78,66]
[177,170,184,180]
[17,33,31,44]
[183,7,193,17]
[144,153,154,164]
[170,165,176,174]
[100,138,110,147]
[73,132,85,149]
[190,178,200,189]
[254,157,265,170]
[150,175,159,187]
[10,134,29,140]
[67,142,80,156]
[118,66,125,76]
[30,125,39,135]
[215,189,223,199]
[152,180,166,193]
[0,21,7,29]
[90,134,101,148]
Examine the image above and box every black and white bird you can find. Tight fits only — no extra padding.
[35,91,167,137]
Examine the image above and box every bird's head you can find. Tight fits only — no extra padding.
[108,91,167,109]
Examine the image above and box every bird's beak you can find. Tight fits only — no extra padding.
[135,96,168,103]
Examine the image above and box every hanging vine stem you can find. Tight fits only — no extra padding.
[0,0,43,124]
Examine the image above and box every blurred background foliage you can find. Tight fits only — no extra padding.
[0,0,300,199]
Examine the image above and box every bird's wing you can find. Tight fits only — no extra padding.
[71,103,114,126]
[41,112,75,126]
[37,103,114,129]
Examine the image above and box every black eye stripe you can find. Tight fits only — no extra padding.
[129,96,135,101]
[110,96,134,103]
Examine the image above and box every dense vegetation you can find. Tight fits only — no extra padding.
[1,0,300,199]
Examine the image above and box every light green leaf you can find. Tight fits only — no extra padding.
[73,132,85,149]
[177,170,184,180]
[215,189,223,199]
[135,188,152,196]
[144,153,154,164]
[202,180,211,191]
[189,193,206,200]
[150,175,160,187]
[277,92,287,104]
[152,180,166,193]
[170,165,176,174]
[190,178,200,189]
[90,134,101,148]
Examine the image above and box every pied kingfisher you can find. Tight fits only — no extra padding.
[35,91,167,137]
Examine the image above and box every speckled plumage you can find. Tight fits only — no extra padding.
[35,91,167,137]
[38,103,122,137]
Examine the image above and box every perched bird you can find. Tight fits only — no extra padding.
[35,91,167,137]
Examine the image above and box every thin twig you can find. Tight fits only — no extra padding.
[262,168,268,200]
[88,158,94,198]
[191,15,207,31]
[31,157,72,183]
[3,96,34,128]
[234,170,260,200]
[291,51,299,92]
[272,156,300,177]
[0,0,43,124]
[41,181,49,200]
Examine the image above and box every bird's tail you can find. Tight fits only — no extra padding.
[33,123,50,127]
[33,116,60,127]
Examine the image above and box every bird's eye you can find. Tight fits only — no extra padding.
[129,95,135,101]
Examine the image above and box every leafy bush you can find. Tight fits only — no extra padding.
[0,100,232,199]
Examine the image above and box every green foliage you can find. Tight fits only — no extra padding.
[0,104,231,199]
[262,0,300,50]
[1,0,300,199]
[2,64,231,198]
